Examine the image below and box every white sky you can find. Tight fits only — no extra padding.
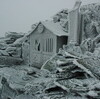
[0,0,100,37]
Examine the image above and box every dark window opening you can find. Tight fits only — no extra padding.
[38,43,40,51]
[57,36,68,52]
[35,39,40,51]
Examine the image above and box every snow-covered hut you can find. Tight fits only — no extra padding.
[27,20,69,68]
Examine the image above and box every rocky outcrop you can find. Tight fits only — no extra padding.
[5,32,25,44]
[0,56,23,66]
[41,40,100,99]
[1,41,100,99]
[80,3,100,40]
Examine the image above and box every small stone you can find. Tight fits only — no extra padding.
[87,91,98,97]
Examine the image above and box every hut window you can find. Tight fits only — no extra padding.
[49,38,52,52]
[35,39,40,51]
[51,38,53,52]
[43,38,53,52]
[46,39,48,52]
[48,38,50,52]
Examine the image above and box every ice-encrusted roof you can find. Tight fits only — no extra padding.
[28,21,69,37]
[42,21,69,36]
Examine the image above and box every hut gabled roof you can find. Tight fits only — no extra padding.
[27,20,69,37]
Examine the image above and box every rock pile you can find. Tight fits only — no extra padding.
[41,43,100,99]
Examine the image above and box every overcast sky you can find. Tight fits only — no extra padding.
[0,0,100,37]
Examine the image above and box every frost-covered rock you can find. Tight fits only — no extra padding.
[62,43,83,57]
[0,50,9,56]
[5,32,25,44]
[0,43,7,50]
[87,91,98,97]
[15,94,36,99]
[80,3,100,40]
[80,38,95,53]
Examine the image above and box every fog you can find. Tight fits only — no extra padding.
[0,0,100,37]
